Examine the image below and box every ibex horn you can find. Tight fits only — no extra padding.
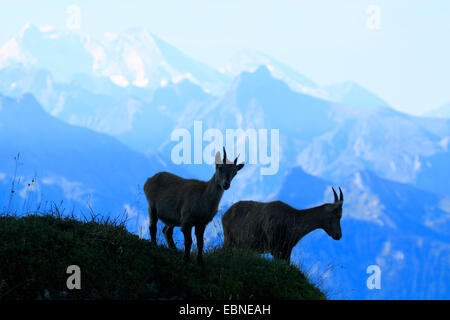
[339,187,344,202]
[332,187,339,203]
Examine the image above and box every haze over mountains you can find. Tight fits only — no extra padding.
[425,102,450,119]
[0,25,449,299]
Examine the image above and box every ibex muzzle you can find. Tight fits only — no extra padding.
[144,147,244,264]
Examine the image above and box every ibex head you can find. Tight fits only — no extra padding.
[323,187,344,240]
[215,147,245,190]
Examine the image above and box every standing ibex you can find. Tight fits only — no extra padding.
[222,187,344,263]
[144,147,244,264]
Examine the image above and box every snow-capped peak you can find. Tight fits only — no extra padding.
[0,25,229,94]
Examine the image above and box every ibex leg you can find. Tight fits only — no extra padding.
[163,225,176,249]
[149,206,158,245]
[181,225,193,262]
[195,224,206,265]
[281,248,292,264]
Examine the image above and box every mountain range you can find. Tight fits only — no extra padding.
[0,25,449,300]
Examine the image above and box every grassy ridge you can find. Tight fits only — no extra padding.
[0,213,325,300]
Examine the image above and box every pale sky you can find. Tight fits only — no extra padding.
[0,0,449,115]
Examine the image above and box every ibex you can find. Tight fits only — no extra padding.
[222,187,344,263]
[144,147,244,264]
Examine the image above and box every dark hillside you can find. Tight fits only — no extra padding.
[0,213,324,300]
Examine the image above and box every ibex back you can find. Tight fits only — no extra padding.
[144,147,244,264]
[222,187,344,263]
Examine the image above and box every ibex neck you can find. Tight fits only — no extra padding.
[291,205,325,238]
[205,172,224,206]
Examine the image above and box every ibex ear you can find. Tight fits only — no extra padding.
[236,162,245,171]
[234,154,239,165]
[215,151,223,165]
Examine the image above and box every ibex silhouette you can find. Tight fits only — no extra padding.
[222,187,344,263]
[144,147,244,264]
